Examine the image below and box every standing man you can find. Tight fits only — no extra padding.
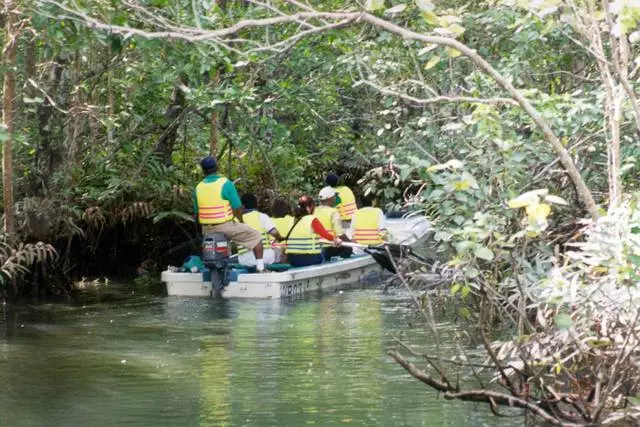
[316,186,352,259]
[324,173,358,223]
[193,156,267,272]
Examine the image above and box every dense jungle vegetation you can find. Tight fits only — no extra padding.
[4,0,640,424]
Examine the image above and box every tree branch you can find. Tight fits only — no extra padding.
[389,350,578,426]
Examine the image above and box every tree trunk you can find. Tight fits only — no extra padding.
[2,0,18,234]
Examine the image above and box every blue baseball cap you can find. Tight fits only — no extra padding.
[200,156,217,170]
[325,173,339,186]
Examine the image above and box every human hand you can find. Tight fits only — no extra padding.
[334,237,343,246]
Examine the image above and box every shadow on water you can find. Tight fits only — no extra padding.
[0,284,516,426]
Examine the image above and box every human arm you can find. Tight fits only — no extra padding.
[192,188,199,219]
[311,218,338,242]
[379,211,388,240]
[261,213,283,241]
[331,211,349,241]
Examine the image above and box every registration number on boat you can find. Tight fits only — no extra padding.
[280,280,311,297]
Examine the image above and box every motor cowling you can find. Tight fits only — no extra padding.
[201,232,231,264]
[201,232,231,295]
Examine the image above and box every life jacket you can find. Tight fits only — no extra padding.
[314,206,338,232]
[272,215,294,248]
[237,210,271,254]
[272,215,294,236]
[314,205,340,247]
[285,215,321,255]
[195,178,234,224]
[335,185,358,220]
[352,207,384,245]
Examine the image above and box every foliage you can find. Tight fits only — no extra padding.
[4,0,640,422]
[0,234,57,291]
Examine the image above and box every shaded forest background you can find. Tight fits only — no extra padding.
[0,0,631,297]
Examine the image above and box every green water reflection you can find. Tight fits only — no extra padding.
[1,289,512,426]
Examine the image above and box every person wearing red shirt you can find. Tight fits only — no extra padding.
[285,195,342,267]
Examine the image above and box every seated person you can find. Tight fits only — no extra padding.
[194,156,266,272]
[285,195,341,268]
[237,193,283,267]
[271,197,294,263]
[315,186,352,260]
[351,195,387,246]
[324,173,358,224]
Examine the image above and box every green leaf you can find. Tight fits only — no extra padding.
[629,254,640,267]
[422,10,439,25]
[451,283,461,295]
[554,313,572,330]
[366,0,385,11]
[461,285,470,298]
[445,47,461,58]
[628,395,640,407]
[463,266,479,278]
[424,55,441,70]
[474,246,495,261]
[458,307,472,320]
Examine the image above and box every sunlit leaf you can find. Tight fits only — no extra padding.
[447,24,466,35]
[422,10,439,25]
[507,189,548,208]
[525,203,551,221]
[366,0,385,11]
[445,47,462,58]
[544,194,569,205]
[384,4,407,15]
[424,55,441,70]
[415,0,435,11]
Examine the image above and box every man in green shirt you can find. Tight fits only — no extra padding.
[194,156,266,272]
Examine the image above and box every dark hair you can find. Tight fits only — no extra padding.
[272,198,291,218]
[325,173,339,187]
[361,193,375,208]
[200,156,217,175]
[294,195,314,219]
[241,193,258,210]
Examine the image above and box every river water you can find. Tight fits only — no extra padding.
[1,286,510,426]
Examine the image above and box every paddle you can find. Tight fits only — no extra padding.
[319,240,433,274]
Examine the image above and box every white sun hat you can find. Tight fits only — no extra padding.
[318,186,337,200]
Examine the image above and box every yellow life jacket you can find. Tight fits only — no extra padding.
[352,207,384,245]
[237,211,271,254]
[335,185,358,220]
[272,215,294,248]
[314,206,338,232]
[196,178,234,224]
[285,215,320,255]
[272,215,294,236]
[314,205,340,247]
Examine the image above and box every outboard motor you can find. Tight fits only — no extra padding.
[201,232,231,294]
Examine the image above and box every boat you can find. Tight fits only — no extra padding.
[161,215,431,299]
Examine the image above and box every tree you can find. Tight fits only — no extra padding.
[2,0,18,233]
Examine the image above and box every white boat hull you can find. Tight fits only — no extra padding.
[162,216,431,299]
[224,255,381,298]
